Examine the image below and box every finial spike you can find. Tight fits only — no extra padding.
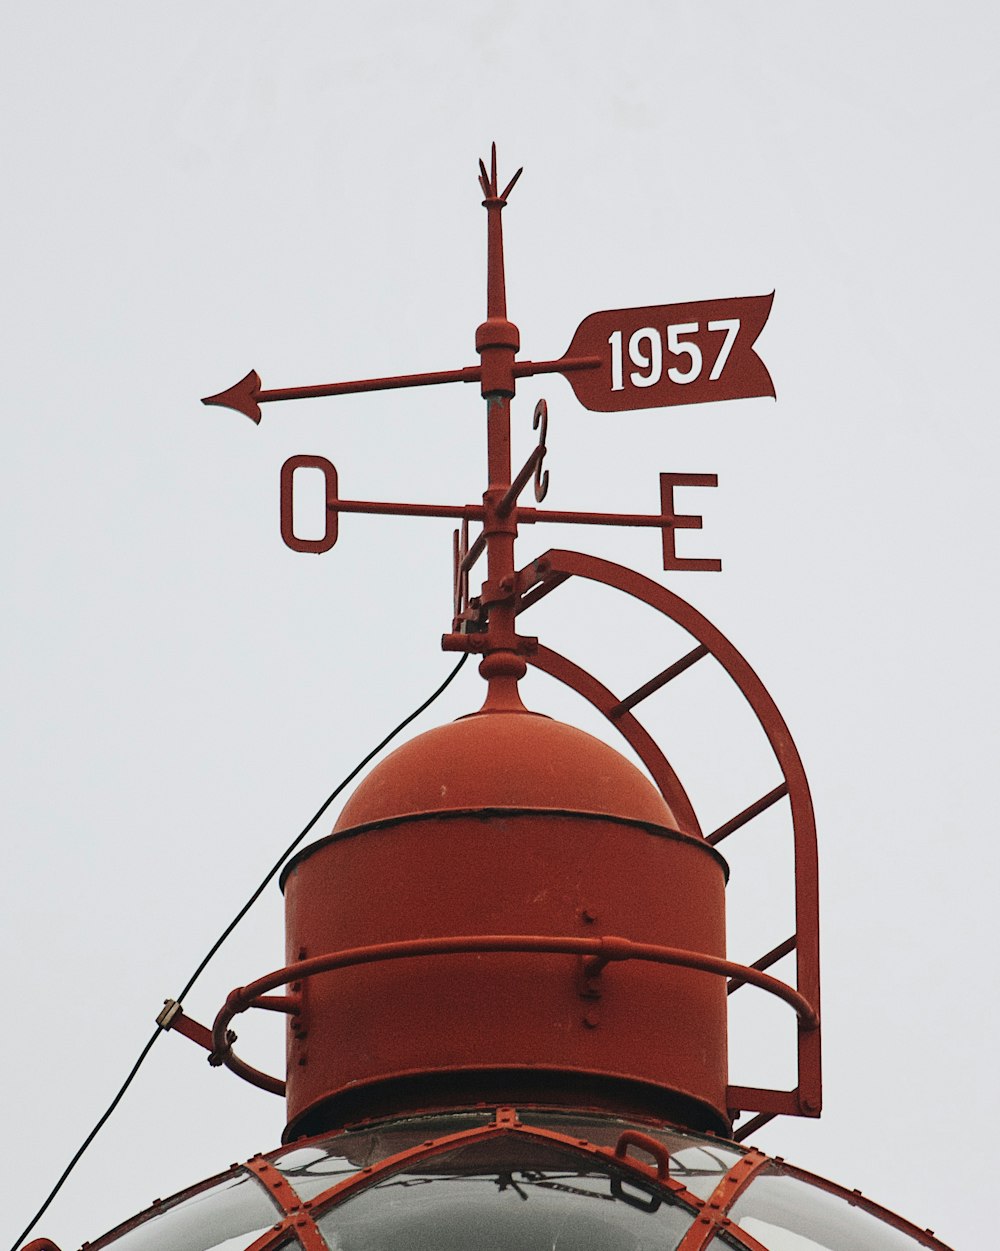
[500,167,523,203]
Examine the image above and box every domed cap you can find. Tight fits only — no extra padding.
[334,708,679,832]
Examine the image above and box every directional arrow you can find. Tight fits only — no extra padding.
[202,295,772,424]
[201,357,602,423]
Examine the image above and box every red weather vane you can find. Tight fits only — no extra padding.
[202,146,775,647]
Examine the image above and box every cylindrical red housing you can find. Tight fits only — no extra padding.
[281,708,729,1139]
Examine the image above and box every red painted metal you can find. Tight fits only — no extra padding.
[613,1129,672,1179]
[526,641,703,836]
[560,293,775,412]
[72,1108,957,1251]
[23,136,954,1251]
[277,709,733,1138]
[508,548,821,1125]
[291,1109,705,1223]
[239,1157,330,1251]
[191,153,821,1150]
[279,455,338,554]
[207,932,818,1103]
[156,1000,215,1053]
[660,473,722,571]
[675,1149,772,1251]
[200,356,604,424]
[202,287,773,423]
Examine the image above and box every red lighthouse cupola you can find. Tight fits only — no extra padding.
[16,149,959,1251]
[281,700,731,1139]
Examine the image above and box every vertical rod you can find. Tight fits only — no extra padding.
[476,147,523,697]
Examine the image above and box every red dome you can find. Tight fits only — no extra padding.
[334,708,680,831]
[283,706,727,1137]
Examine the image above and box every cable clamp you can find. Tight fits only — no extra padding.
[157,998,182,1030]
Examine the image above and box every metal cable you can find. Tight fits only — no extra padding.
[9,652,468,1251]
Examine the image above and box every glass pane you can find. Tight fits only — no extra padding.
[274,1112,493,1201]
[316,1135,695,1250]
[97,1172,281,1251]
[515,1111,744,1199]
[730,1167,929,1250]
[272,1142,362,1202]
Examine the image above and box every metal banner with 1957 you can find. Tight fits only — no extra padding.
[558,293,775,412]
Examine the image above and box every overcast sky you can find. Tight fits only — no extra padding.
[2,5,996,1249]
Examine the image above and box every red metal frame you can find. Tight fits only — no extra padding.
[190,148,823,1136]
[241,1156,328,1251]
[24,141,959,1251]
[510,548,822,1127]
[192,934,817,1100]
[81,1108,956,1251]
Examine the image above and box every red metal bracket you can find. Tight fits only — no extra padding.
[514,549,822,1127]
[205,935,817,1099]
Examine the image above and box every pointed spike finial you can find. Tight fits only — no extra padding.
[478,145,521,205]
[500,167,523,202]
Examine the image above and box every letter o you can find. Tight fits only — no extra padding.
[280,454,339,553]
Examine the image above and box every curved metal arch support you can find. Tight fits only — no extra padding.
[516,549,821,1123]
[530,643,702,837]
[295,1111,707,1226]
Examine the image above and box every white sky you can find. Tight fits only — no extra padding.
[2,5,996,1249]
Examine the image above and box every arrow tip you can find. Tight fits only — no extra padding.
[202,370,262,423]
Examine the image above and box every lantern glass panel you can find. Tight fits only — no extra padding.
[93,1171,280,1251]
[729,1166,932,1248]
[316,1135,697,1250]
[273,1112,492,1201]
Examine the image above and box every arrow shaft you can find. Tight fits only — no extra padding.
[258,357,601,407]
[260,365,482,404]
[514,354,601,378]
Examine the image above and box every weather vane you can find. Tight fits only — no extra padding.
[13,145,960,1251]
[203,144,776,692]
[191,151,821,1134]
